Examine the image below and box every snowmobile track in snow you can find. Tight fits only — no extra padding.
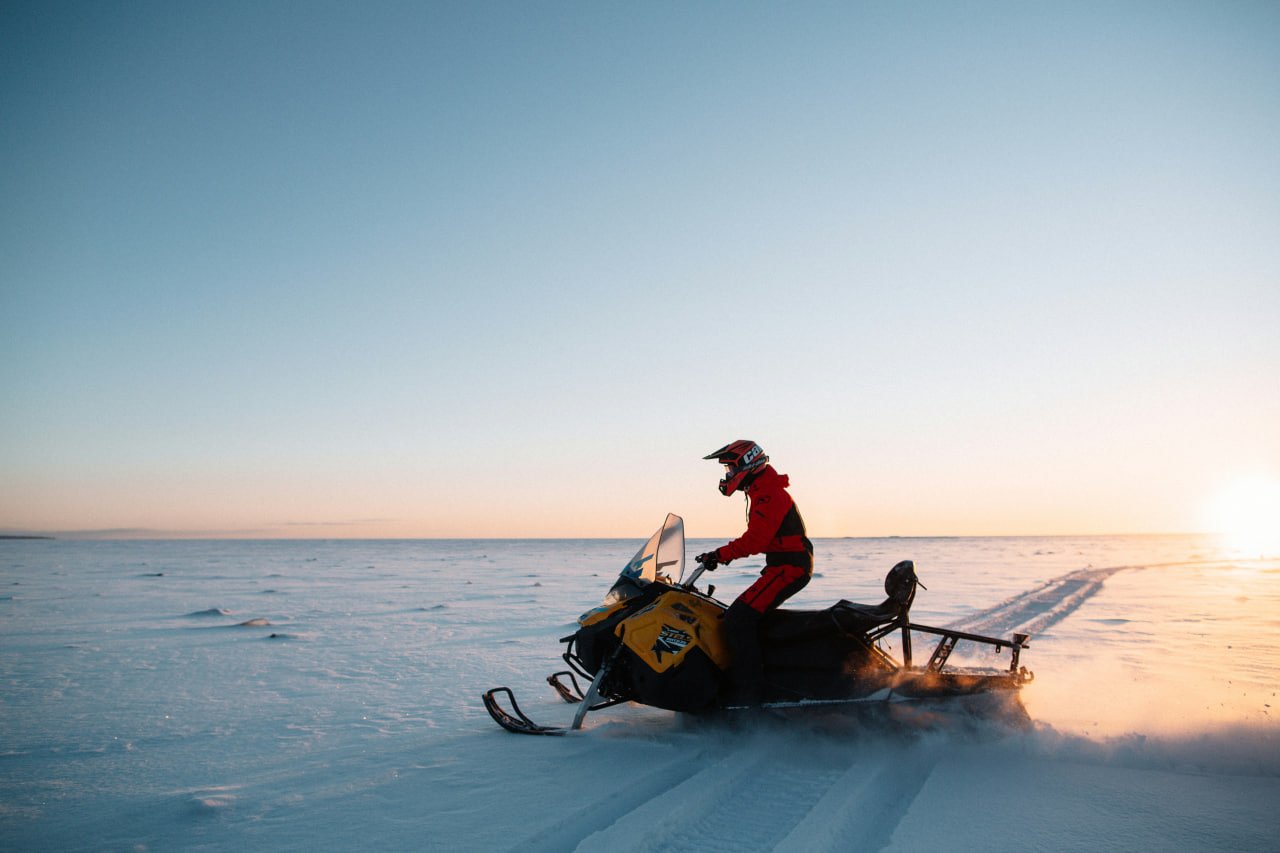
[514,737,942,853]
[511,749,713,853]
[772,744,939,852]
[948,557,1248,639]
[950,565,1125,638]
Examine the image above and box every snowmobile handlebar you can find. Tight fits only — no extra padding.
[682,563,709,589]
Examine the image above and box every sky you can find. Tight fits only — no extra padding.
[1,1,1278,539]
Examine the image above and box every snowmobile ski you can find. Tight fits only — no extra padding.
[483,661,625,735]
[547,670,585,704]
[481,687,569,736]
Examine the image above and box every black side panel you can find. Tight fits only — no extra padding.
[618,645,723,713]
[574,620,617,675]
[760,607,841,642]
[573,585,666,674]
[757,603,895,701]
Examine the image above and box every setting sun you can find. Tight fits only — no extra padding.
[1204,475,1280,556]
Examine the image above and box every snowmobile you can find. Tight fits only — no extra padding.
[483,514,1033,735]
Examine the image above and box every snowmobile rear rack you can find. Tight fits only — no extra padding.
[904,623,1030,674]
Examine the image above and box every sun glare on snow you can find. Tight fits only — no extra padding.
[1203,475,1280,556]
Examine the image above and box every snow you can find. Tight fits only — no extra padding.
[2,534,1278,851]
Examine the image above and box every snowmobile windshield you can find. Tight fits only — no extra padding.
[599,513,685,607]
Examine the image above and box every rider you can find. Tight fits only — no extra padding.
[696,440,813,706]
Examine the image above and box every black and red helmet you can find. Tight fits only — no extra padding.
[703,440,769,496]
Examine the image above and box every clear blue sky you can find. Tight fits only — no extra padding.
[2,1,1278,538]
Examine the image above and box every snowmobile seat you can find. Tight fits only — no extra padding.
[829,599,902,634]
[815,560,919,636]
[763,598,901,642]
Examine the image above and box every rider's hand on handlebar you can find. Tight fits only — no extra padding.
[695,552,720,571]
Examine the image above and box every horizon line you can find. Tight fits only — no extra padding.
[0,529,1225,542]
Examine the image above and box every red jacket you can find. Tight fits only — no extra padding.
[715,465,813,570]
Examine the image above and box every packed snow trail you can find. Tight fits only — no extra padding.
[950,565,1128,637]
[513,749,712,853]
[947,557,1261,638]
[772,742,940,852]
[511,729,947,853]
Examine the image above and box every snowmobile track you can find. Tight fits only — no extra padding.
[952,565,1130,638]
[515,738,941,853]
[957,563,1116,637]
[949,557,1253,643]
[511,749,712,853]
[567,747,790,852]
[774,744,939,852]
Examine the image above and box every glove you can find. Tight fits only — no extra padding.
[695,551,721,571]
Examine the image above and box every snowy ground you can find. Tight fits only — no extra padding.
[2,534,1278,851]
